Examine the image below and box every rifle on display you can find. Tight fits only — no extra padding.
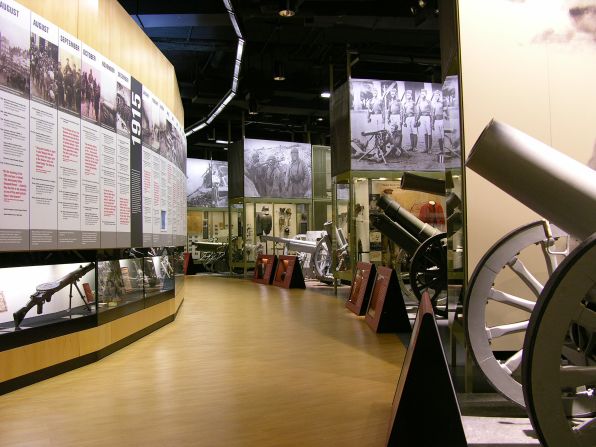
[13,263,95,329]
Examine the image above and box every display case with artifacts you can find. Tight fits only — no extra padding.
[0,261,97,334]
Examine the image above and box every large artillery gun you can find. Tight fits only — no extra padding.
[465,120,596,447]
[370,194,447,314]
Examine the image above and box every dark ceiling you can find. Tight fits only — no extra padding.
[117,0,441,160]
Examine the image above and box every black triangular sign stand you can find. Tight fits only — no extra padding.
[289,260,306,289]
[386,293,467,446]
[383,269,411,333]
[366,267,411,333]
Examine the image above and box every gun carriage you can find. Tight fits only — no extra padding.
[259,222,349,284]
[465,120,596,447]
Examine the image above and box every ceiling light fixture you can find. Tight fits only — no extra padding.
[185,0,244,134]
[418,0,426,8]
[273,60,285,81]
[316,117,323,122]
[278,0,295,17]
[215,140,229,145]
[320,91,331,98]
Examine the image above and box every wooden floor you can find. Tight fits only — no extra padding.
[0,276,406,447]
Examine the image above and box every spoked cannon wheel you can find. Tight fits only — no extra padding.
[409,232,448,317]
[523,233,596,447]
[465,220,568,407]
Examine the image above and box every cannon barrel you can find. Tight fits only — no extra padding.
[467,120,596,240]
[369,213,421,255]
[377,194,442,242]
[260,235,318,254]
[400,172,448,195]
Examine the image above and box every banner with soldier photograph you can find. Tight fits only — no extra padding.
[80,43,101,248]
[187,158,229,208]
[115,64,131,247]
[56,28,82,248]
[244,138,312,199]
[349,78,446,172]
[29,11,58,250]
[99,53,118,247]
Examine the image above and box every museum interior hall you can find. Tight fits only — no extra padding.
[0,1,595,446]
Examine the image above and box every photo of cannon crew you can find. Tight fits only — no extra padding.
[350,78,460,172]
[0,14,30,98]
[244,138,312,199]
[187,158,228,208]
[30,33,58,107]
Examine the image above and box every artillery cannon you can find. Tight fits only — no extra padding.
[371,194,447,313]
[260,222,349,284]
[465,120,596,447]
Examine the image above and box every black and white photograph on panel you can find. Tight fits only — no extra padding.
[349,79,445,172]
[116,80,131,136]
[244,138,312,198]
[58,45,81,116]
[442,75,462,168]
[0,14,30,98]
[187,158,228,208]
[81,57,100,123]
[30,33,58,107]
[99,61,116,131]
[161,118,185,172]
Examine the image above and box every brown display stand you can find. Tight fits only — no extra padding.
[385,292,467,446]
[364,266,410,333]
[183,252,193,275]
[345,262,376,316]
[272,255,306,289]
[253,254,278,285]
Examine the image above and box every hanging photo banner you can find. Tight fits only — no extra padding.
[349,78,444,172]
[79,43,101,248]
[0,0,30,251]
[98,52,118,247]
[56,28,82,248]
[29,10,58,250]
[243,138,312,199]
[115,64,131,247]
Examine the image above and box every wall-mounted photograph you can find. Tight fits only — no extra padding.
[350,78,453,172]
[244,138,312,198]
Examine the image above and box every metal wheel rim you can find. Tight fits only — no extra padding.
[464,220,566,407]
[523,233,596,447]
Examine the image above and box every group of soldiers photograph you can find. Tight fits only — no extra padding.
[350,79,453,171]
[30,35,57,104]
[80,67,102,124]
[244,142,311,199]
[0,23,30,97]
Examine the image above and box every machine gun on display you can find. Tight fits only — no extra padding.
[13,263,95,329]
[370,194,447,311]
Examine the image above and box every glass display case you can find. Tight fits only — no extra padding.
[0,247,182,337]
[333,171,448,302]
[0,261,97,334]
[312,145,332,230]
